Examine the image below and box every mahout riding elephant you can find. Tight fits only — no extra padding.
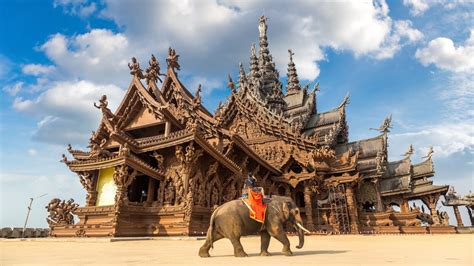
[199,196,309,257]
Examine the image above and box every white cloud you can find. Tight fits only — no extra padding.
[53,0,97,17]
[403,0,471,16]
[390,123,474,159]
[22,64,55,76]
[415,29,474,72]
[389,72,473,161]
[13,80,124,145]
[95,0,421,82]
[403,0,430,16]
[40,29,130,85]
[372,20,423,59]
[3,81,23,96]
[27,149,38,156]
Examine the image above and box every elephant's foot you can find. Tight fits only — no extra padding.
[260,251,271,256]
[234,250,248,257]
[282,249,293,256]
[198,247,210,258]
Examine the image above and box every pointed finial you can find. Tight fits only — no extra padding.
[338,92,350,109]
[288,49,294,62]
[402,144,414,158]
[227,74,235,93]
[310,81,320,94]
[251,43,257,57]
[370,114,392,133]
[422,146,434,160]
[258,15,268,39]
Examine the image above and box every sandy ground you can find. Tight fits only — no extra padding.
[1,235,473,265]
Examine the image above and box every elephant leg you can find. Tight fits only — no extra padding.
[199,230,224,257]
[272,232,292,256]
[260,231,271,256]
[230,237,247,257]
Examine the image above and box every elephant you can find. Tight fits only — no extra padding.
[198,196,309,257]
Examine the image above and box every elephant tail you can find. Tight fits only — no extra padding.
[208,206,219,249]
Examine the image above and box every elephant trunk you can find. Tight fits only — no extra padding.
[295,225,304,249]
[294,214,306,249]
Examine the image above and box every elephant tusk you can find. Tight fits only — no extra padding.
[296,222,311,234]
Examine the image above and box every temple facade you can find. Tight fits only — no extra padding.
[47,17,468,237]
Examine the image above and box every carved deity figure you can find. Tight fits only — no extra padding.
[211,187,219,207]
[150,151,164,170]
[128,57,144,78]
[166,47,181,71]
[145,54,165,84]
[164,180,175,205]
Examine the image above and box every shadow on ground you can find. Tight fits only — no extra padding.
[209,250,348,258]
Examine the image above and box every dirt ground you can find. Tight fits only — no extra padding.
[1,235,472,265]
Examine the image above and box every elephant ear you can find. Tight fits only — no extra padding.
[282,202,290,219]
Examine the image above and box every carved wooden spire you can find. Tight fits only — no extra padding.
[249,43,259,79]
[286,49,301,95]
[238,62,246,92]
[258,15,270,69]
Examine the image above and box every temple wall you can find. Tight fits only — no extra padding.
[96,167,116,206]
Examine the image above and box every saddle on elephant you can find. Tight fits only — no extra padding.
[241,187,267,223]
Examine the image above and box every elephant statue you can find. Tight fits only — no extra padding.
[198,196,309,257]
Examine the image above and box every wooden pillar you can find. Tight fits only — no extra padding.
[303,182,314,231]
[345,184,359,233]
[146,177,155,204]
[372,179,384,212]
[422,194,440,225]
[466,206,474,226]
[401,198,409,213]
[164,121,171,137]
[453,206,464,227]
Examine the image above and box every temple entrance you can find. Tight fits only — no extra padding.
[329,184,351,233]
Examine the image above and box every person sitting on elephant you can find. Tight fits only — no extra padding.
[242,172,265,198]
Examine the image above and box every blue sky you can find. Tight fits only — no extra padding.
[1,0,473,228]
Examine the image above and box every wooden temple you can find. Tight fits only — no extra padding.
[48,16,462,237]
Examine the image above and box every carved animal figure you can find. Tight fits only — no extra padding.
[199,196,308,257]
[46,198,78,225]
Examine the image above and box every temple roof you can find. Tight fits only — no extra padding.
[412,158,434,179]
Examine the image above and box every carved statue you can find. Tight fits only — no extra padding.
[312,146,336,163]
[211,186,219,207]
[437,210,450,225]
[119,143,130,156]
[46,198,78,225]
[193,84,202,106]
[128,57,144,79]
[166,47,180,71]
[145,54,165,84]
[150,151,164,170]
[60,154,68,164]
[370,114,392,133]
[227,74,235,93]
[422,146,434,160]
[164,180,175,205]
[402,144,414,158]
[258,15,267,38]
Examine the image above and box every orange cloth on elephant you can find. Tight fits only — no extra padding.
[242,188,267,223]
